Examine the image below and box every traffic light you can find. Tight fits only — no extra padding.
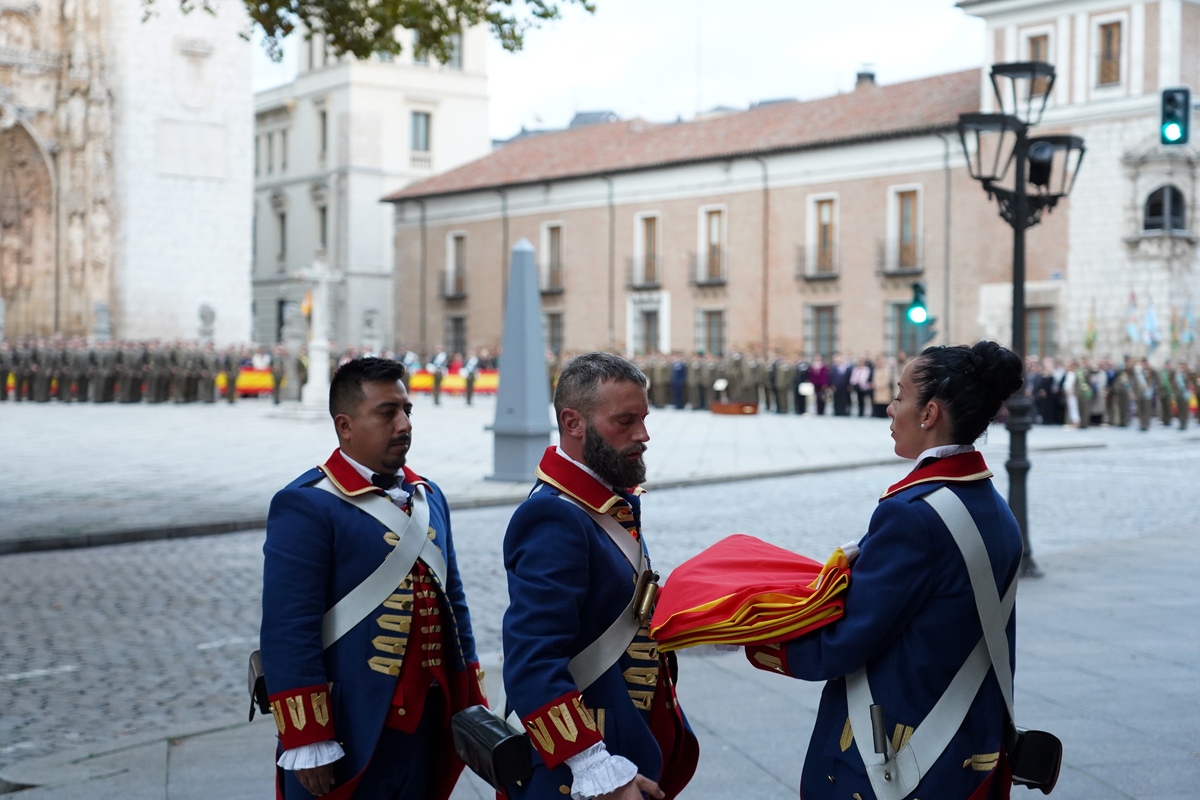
[906,281,928,324]
[1161,87,1191,145]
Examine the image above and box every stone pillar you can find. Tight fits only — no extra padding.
[489,239,554,481]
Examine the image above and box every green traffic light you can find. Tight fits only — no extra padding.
[907,306,928,324]
[1164,122,1183,142]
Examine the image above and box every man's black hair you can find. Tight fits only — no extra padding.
[329,357,407,418]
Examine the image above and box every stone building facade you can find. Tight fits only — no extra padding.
[387,0,1200,366]
[0,0,252,344]
[251,28,489,351]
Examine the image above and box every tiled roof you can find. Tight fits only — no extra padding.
[385,69,982,202]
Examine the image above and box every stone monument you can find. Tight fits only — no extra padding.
[489,239,554,481]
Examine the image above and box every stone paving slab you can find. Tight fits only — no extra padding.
[0,395,1147,553]
[4,520,1197,799]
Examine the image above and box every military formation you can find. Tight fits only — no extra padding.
[1028,355,1199,431]
[0,338,260,404]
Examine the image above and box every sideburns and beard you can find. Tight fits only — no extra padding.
[582,422,647,488]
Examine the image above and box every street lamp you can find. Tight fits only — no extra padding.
[957,62,1086,578]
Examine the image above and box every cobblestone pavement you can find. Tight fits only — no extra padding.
[2,434,1198,778]
[0,395,1160,549]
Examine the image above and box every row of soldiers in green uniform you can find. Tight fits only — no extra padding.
[1031,356,1197,431]
[628,352,812,411]
[0,338,259,404]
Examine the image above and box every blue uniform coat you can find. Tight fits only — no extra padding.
[260,452,483,800]
[748,452,1021,800]
[501,447,697,799]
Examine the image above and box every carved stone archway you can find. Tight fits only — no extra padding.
[0,120,54,338]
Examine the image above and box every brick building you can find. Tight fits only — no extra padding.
[386,0,1200,364]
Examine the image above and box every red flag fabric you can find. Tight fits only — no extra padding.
[650,534,851,652]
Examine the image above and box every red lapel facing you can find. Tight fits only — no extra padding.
[880,451,993,501]
[318,449,429,497]
[534,446,642,513]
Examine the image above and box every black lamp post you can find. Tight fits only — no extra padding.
[957,62,1086,578]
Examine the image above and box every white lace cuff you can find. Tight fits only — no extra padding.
[564,743,638,800]
[841,541,862,564]
[276,740,345,770]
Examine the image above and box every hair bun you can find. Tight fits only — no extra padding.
[971,341,1024,399]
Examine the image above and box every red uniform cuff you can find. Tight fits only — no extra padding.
[521,691,604,769]
[268,684,336,749]
[745,643,793,677]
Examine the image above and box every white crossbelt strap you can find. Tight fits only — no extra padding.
[556,493,647,693]
[845,487,1017,800]
[311,478,445,648]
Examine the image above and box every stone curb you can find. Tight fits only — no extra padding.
[0,441,1106,556]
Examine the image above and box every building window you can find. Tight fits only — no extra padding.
[277,211,287,262]
[446,32,462,69]
[254,135,260,176]
[317,206,328,250]
[276,299,288,343]
[378,49,393,63]
[413,31,429,65]
[816,199,836,274]
[1026,307,1055,358]
[1144,185,1186,232]
[543,224,564,291]
[307,37,314,70]
[1029,34,1050,95]
[266,132,274,174]
[443,233,466,298]
[641,216,658,284]
[1098,22,1121,86]
[280,129,288,172]
[706,209,723,279]
[446,316,467,358]
[640,309,660,355]
[318,109,328,161]
[698,309,725,356]
[897,190,918,269]
[545,312,564,356]
[806,305,838,358]
[411,111,431,168]
[887,302,921,359]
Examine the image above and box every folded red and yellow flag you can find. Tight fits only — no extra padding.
[649,534,852,652]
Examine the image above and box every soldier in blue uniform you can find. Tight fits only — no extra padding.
[260,357,487,800]
[501,353,697,800]
[746,341,1026,800]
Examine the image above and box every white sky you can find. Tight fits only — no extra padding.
[252,0,987,141]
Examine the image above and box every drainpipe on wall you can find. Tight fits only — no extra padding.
[601,175,615,350]
[495,189,509,323]
[417,199,428,357]
[753,156,770,353]
[935,132,953,344]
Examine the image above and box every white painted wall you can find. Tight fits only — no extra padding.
[107,0,253,345]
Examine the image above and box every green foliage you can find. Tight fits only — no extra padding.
[149,0,595,62]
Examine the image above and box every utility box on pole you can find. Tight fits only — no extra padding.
[489,239,555,481]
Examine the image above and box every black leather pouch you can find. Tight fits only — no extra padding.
[451,705,533,790]
[1009,728,1062,794]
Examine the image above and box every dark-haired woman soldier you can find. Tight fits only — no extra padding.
[746,341,1026,800]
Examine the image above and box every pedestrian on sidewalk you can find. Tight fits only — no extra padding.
[260,357,487,800]
[745,341,1025,800]
[500,353,698,800]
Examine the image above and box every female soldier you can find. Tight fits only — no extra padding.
[746,341,1025,799]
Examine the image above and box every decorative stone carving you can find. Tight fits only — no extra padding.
[0,121,52,335]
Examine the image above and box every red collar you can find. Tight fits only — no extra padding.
[534,446,644,513]
[880,451,992,500]
[319,449,428,497]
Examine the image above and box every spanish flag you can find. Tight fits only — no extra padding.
[650,535,851,652]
